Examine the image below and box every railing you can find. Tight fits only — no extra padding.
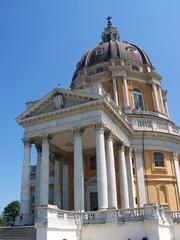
[35,205,180,226]
[130,117,180,136]
[117,208,144,222]
[166,211,180,223]
[83,211,106,224]
[82,208,145,225]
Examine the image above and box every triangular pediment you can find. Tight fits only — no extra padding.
[16,88,101,123]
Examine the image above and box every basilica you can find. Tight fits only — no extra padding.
[15,18,180,240]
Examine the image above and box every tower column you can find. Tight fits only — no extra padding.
[152,81,160,112]
[122,76,129,108]
[35,144,42,208]
[134,148,146,207]
[20,139,31,215]
[105,130,117,209]
[164,97,170,118]
[126,148,136,208]
[118,144,129,208]
[112,76,119,105]
[95,122,108,209]
[159,87,165,114]
[173,152,180,199]
[73,128,85,211]
[39,135,49,206]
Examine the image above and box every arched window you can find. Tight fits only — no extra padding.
[154,152,164,167]
[133,87,144,110]
[96,67,104,74]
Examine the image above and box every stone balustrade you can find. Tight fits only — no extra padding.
[130,117,180,136]
[35,204,180,226]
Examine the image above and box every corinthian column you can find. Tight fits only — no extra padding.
[152,81,159,112]
[39,135,49,206]
[95,122,108,209]
[118,144,129,208]
[73,127,85,211]
[122,76,129,108]
[105,130,117,209]
[54,157,61,208]
[35,144,42,208]
[20,139,31,215]
[112,76,119,105]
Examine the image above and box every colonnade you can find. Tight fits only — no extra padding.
[20,123,155,216]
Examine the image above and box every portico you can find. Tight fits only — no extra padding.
[17,87,139,224]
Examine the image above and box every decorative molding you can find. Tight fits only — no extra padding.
[104,129,114,141]
[22,138,32,147]
[95,121,106,134]
[72,127,85,137]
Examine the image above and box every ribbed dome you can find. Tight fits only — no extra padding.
[72,17,153,84]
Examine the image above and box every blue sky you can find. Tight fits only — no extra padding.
[0,0,180,212]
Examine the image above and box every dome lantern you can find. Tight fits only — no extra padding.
[101,16,120,42]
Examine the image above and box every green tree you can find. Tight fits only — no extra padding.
[2,201,20,226]
[0,216,4,226]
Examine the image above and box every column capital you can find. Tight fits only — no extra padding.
[126,146,133,155]
[104,129,114,141]
[72,127,85,137]
[95,121,106,133]
[117,142,126,151]
[22,138,32,147]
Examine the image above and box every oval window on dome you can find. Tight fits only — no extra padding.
[133,87,144,111]
[96,67,104,74]
[125,46,137,52]
[131,65,140,71]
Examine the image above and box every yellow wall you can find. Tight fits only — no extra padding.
[142,150,179,210]
[128,80,154,111]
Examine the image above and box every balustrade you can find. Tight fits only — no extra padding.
[130,117,180,136]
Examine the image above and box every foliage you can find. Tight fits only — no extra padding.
[0,216,4,226]
[2,201,20,226]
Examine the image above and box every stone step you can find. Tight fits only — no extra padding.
[0,226,36,240]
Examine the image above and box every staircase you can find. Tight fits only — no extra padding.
[0,226,36,240]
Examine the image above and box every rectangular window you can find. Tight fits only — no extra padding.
[154,152,165,167]
[90,156,96,171]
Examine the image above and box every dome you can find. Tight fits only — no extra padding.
[72,17,154,85]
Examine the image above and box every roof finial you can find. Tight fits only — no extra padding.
[101,17,120,43]
[106,16,112,27]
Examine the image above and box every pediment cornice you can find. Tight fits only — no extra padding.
[16,87,101,123]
